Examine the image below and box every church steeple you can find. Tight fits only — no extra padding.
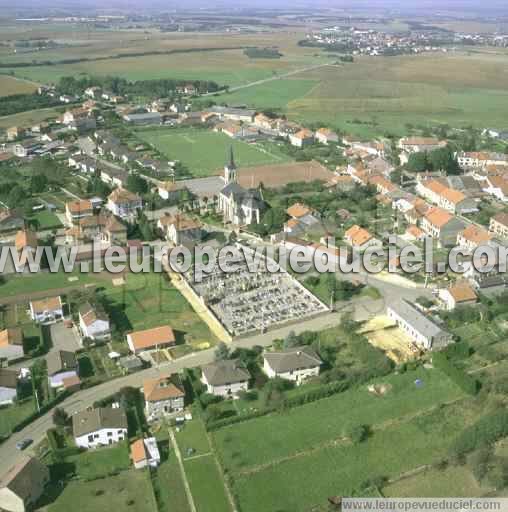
[224,146,237,185]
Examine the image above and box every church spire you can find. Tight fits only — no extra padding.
[228,145,236,169]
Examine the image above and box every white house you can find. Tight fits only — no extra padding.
[200,359,250,397]
[439,284,478,311]
[106,188,142,220]
[289,129,314,148]
[263,346,322,385]
[79,302,111,342]
[387,299,453,350]
[73,406,128,449]
[130,438,160,469]
[315,128,338,145]
[29,296,63,324]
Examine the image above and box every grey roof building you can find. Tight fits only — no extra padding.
[201,359,250,387]
[387,299,452,350]
[72,406,128,438]
[47,350,77,376]
[264,346,322,374]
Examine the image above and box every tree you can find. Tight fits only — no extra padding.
[214,342,230,361]
[30,174,48,194]
[406,152,428,173]
[126,174,148,195]
[344,424,370,444]
[428,147,460,175]
[53,407,69,427]
[283,330,299,349]
[7,185,27,208]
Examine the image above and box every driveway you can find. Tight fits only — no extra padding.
[50,322,82,353]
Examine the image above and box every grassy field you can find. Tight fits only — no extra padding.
[0,399,35,438]
[102,272,217,348]
[0,107,62,130]
[153,453,192,512]
[28,210,63,230]
[136,127,293,177]
[67,443,131,480]
[383,465,487,498]
[212,368,463,471]
[48,469,157,512]
[0,75,38,96]
[175,419,212,458]
[230,405,472,512]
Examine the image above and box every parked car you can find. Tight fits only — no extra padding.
[16,438,33,450]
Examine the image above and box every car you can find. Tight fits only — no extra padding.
[16,438,33,451]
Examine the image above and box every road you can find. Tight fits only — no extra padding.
[201,62,333,96]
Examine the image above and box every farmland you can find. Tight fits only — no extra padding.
[209,368,479,511]
[0,75,38,96]
[136,127,293,177]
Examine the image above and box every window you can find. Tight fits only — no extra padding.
[107,431,113,437]
[94,434,99,439]
[88,435,93,442]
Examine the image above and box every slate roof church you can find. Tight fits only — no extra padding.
[218,147,266,226]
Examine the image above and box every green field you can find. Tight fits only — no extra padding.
[48,469,157,512]
[184,455,232,512]
[28,210,63,230]
[0,399,35,438]
[136,127,293,177]
[210,368,475,511]
[67,443,131,480]
[175,419,212,457]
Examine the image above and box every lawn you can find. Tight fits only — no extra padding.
[0,107,62,130]
[0,399,36,438]
[48,469,157,512]
[28,210,63,230]
[101,272,217,348]
[184,455,232,512]
[135,127,293,177]
[212,368,464,472]
[175,419,211,458]
[383,465,486,498]
[152,453,191,512]
[67,443,131,480]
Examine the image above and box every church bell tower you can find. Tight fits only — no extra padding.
[224,146,237,185]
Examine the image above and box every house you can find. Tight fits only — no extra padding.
[0,456,50,512]
[489,212,508,239]
[0,209,24,234]
[157,181,187,201]
[457,151,508,169]
[398,137,446,153]
[47,350,78,389]
[6,126,25,141]
[65,199,94,224]
[284,202,321,235]
[405,225,426,241]
[79,302,111,342]
[207,106,256,123]
[29,296,63,324]
[484,175,508,202]
[218,149,266,226]
[143,373,185,422]
[123,112,162,125]
[344,225,381,251]
[315,128,338,145]
[65,214,127,245]
[253,113,277,131]
[263,346,322,385]
[420,208,465,247]
[416,180,478,214]
[13,140,40,158]
[84,86,102,99]
[127,325,176,354]
[439,284,478,311]
[0,328,24,364]
[201,359,251,397]
[387,299,453,350]
[157,213,202,246]
[106,188,142,219]
[63,107,89,126]
[289,129,314,148]
[0,368,18,405]
[73,406,128,449]
[130,438,161,469]
[456,225,492,252]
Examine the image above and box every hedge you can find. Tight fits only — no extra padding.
[452,409,508,455]
[433,352,480,395]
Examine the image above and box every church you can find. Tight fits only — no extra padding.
[218,148,267,226]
